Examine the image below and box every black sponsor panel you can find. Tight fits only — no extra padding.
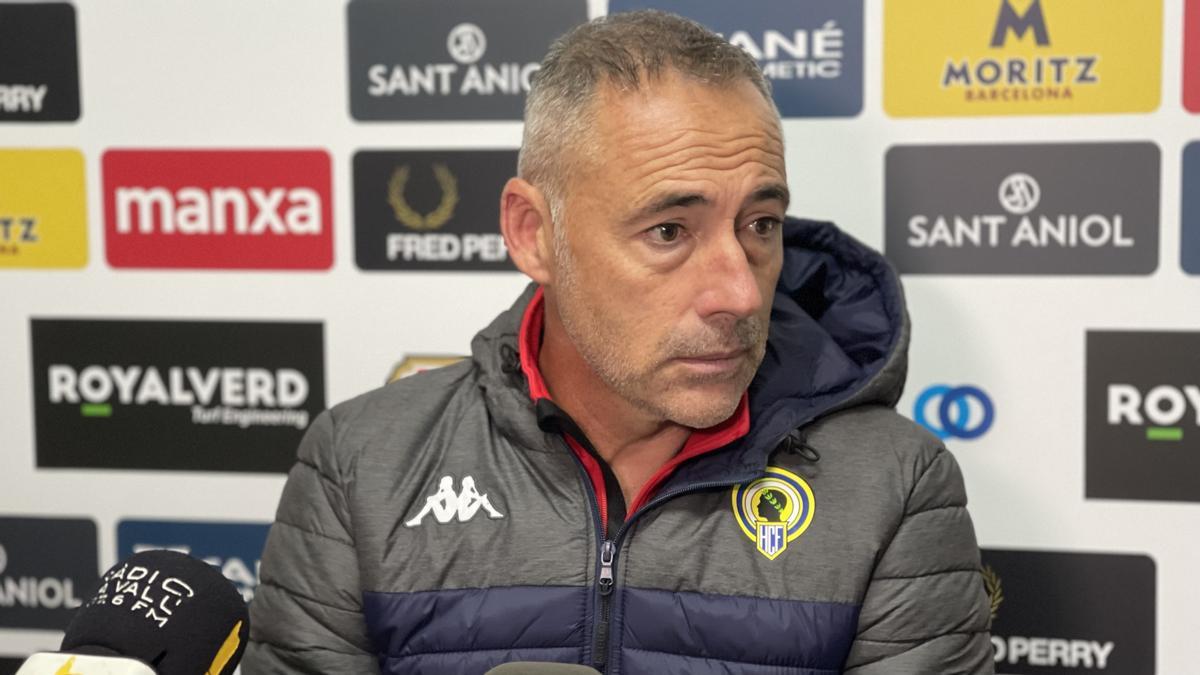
[0,517,98,630]
[981,549,1154,674]
[0,657,25,675]
[0,3,80,121]
[1086,331,1200,502]
[347,0,586,121]
[354,150,516,271]
[885,143,1159,274]
[31,319,325,473]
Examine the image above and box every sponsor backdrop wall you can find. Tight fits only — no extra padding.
[0,0,1197,672]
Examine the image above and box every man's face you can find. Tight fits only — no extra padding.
[546,71,787,429]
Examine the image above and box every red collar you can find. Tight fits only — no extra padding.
[517,286,750,515]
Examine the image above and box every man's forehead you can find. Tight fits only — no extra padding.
[586,74,784,166]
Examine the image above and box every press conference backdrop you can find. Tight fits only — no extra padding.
[0,0,1197,673]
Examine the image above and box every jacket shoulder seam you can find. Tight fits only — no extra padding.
[271,518,354,548]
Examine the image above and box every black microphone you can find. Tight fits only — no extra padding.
[17,549,249,675]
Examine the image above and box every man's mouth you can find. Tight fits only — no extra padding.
[674,348,750,375]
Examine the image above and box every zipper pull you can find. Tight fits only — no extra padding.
[599,540,616,596]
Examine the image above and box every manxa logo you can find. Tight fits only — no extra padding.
[885,143,1159,275]
[607,0,863,117]
[0,149,87,269]
[103,149,333,269]
[884,0,1161,116]
[1087,331,1200,502]
[1186,0,1200,113]
[0,517,98,630]
[354,150,516,271]
[0,3,80,121]
[117,520,270,604]
[32,319,325,473]
[348,0,586,120]
[981,548,1154,673]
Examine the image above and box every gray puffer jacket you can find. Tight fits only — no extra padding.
[244,218,994,674]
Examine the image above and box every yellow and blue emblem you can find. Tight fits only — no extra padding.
[731,467,815,560]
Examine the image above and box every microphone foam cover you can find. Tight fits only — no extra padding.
[61,549,249,675]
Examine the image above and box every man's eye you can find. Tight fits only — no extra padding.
[650,222,682,243]
[747,217,782,236]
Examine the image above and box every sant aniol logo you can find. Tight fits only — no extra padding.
[354,150,516,271]
[103,150,332,269]
[1183,142,1200,274]
[607,0,862,117]
[885,143,1159,275]
[981,548,1154,673]
[0,149,86,268]
[0,3,80,121]
[348,0,586,121]
[912,385,994,440]
[1187,0,1200,113]
[31,319,325,473]
[1087,331,1200,502]
[0,517,98,630]
[884,0,1161,116]
[117,520,270,604]
[730,467,815,560]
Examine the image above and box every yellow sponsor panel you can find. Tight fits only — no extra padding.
[0,148,87,268]
[884,0,1162,116]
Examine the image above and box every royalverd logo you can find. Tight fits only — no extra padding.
[31,319,325,473]
[885,143,1159,275]
[1087,331,1200,502]
[354,150,516,271]
[884,0,1162,117]
[348,0,586,121]
[981,548,1155,673]
[0,3,80,121]
[608,0,863,117]
[0,149,87,269]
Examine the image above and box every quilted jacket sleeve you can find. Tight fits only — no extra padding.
[241,410,380,674]
[843,445,995,675]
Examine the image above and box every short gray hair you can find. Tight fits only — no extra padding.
[519,10,775,223]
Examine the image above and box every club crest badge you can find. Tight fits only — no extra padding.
[731,467,815,560]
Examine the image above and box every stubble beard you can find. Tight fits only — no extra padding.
[551,227,766,429]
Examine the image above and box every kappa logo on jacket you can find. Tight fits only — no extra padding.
[404,475,505,527]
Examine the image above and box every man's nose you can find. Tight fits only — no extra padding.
[694,231,765,320]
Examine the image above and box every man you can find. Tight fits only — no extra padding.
[245,10,994,674]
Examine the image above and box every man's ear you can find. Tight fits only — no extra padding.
[500,177,555,284]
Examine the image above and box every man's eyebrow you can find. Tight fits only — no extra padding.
[624,192,711,225]
[746,183,790,210]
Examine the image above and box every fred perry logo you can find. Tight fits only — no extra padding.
[731,467,815,560]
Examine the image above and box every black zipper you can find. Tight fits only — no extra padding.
[558,422,810,671]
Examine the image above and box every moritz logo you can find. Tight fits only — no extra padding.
[884,0,1162,116]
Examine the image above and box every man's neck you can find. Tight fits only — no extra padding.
[538,301,690,473]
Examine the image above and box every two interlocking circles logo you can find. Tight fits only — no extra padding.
[914,385,995,440]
